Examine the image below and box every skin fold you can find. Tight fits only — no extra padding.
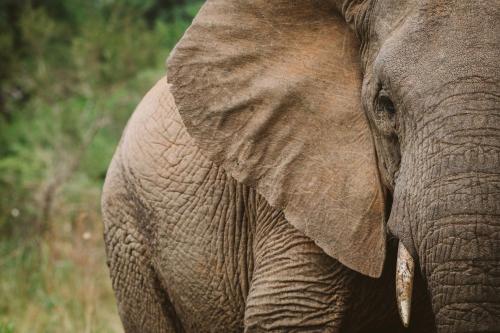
[102,1,499,332]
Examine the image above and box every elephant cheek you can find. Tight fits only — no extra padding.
[386,172,416,258]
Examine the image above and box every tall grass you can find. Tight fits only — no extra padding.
[0,222,121,332]
[0,1,202,331]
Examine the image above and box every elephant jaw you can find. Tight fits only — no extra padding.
[396,242,415,327]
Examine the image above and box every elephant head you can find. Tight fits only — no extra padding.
[167,1,500,331]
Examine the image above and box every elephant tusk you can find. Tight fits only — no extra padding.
[396,241,415,328]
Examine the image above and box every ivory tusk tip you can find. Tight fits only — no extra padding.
[399,299,411,327]
[396,242,415,328]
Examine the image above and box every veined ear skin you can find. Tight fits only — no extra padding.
[167,0,386,278]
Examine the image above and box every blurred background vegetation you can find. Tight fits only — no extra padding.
[0,1,202,331]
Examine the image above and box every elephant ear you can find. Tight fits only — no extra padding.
[167,0,386,277]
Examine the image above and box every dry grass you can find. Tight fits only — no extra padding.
[0,195,123,333]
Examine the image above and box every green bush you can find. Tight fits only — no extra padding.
[0,0,203,236]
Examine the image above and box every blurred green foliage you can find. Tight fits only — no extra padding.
[0,0,202,235]
[0,1,202,331]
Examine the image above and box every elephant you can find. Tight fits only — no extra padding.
[101,1,500,332]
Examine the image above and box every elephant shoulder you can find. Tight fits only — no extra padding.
[121,76,200,168]
[115,76,218,207]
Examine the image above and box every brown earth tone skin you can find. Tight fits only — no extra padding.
[102,1,499,332]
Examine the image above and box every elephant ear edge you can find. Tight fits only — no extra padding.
[167,0,386,277]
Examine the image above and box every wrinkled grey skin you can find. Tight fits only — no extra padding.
[361,1,500,332]
[103,79,434,332]
[102,1,500,332]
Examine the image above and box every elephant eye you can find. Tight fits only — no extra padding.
[374,89,399,135]
[377,91,396,115]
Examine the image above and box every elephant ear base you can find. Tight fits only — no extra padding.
[168,0,386,277]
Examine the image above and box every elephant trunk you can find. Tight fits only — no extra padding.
[419,212,500,332]
[389,87,500,332]
[417,89,500,332]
